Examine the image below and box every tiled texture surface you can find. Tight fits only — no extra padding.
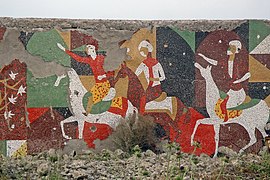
[0,20,269,157]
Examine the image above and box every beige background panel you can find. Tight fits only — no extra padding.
[57,30,71,50]
[249,55,270,82]
[264,95,270,107]
[79,76,95,91]
[114,78,128,98]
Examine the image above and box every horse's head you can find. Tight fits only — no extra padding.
[114,62,129,84]
[195,63,212,79]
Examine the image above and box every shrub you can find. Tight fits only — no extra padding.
[113,115,159,152]
[110,114,159,153]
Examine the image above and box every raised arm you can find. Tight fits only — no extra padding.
[198,53,218,66]
[233,72,251,84]
[57,43,89,63]
[65,50,89,63]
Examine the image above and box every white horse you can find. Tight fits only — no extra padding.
[191,63,269,157]
[60,68,137,139]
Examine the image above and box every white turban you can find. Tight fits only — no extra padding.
[229,40,242,53]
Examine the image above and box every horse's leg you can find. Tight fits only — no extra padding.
[125,100,138,121]
[190,118,222,146]
[77,120,85,139]
[60,116,78,139]
[258,127,268,138]
[237,101,269,153]
[86,112,121,129]
[239,128,257,154]
[133,106,139,121]
[191,118,212,145]
[125,100,134,117]
[213,124,221,158]
[190,119,203,145]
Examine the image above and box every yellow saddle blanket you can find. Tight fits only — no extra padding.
[214,98,243,121]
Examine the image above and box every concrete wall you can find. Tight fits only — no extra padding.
[0,18,270,157]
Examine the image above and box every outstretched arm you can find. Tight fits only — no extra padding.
[233,72,251,84]
[57,43,66,51]
[57,43,89,63]
[198,53,218,66]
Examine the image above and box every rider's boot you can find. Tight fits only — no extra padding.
[102,87,116,101]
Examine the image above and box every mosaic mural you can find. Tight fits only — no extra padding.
[0,20,270,157]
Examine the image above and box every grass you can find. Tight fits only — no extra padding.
[49,156,58,163]
[246,153,270,178]
[0,149,270,179]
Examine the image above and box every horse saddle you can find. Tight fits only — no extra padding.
[215,93,261,121]
[154,92,167,102]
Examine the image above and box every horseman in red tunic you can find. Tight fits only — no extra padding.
[135,40,166,114]
[57,43,116,114]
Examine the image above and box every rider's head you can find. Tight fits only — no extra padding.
[227,40,242,55]
[138,40,153,58]
[85,44,97,58]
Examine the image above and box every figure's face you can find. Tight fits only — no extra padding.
[86,45,96,56]
[227,45,237,55]
[139,47,149,57]
[138,40,153,57]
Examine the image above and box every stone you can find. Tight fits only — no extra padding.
[47,148,56,157]
[140,161,152,169]
[0,150,261,179]
[63,139,89,155]
[144,149,156,157]
[69,150,77,158]
[199,153,210,158]
[230,158,240,166]
[37,162,50,176]
[101,149,113,156]
[114,149,128,159]
[218,146,238,157]
[37,151,47,159]
[63,154,69,161]
[258,146,269,156]
[71,170,88,179]
[25,155,33,161]
[71,160,86,169]
[81,149,95,155]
